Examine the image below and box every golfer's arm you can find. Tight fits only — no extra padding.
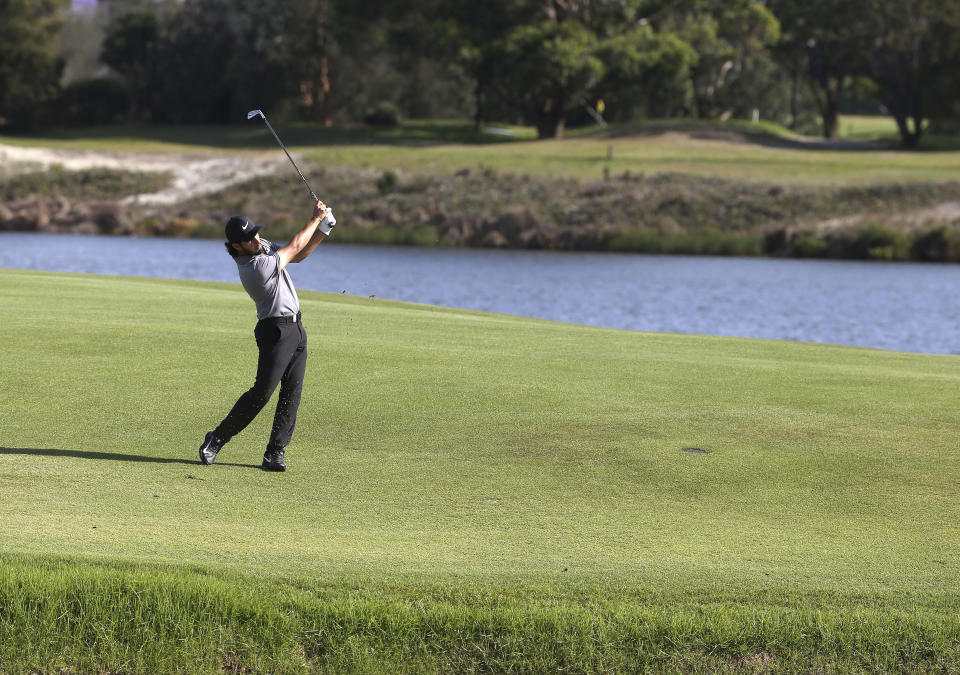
[290,228,327,263]
[276,218,322,270]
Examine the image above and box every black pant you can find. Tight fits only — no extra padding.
[215,315,307,450]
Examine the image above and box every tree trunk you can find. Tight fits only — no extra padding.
[535,95,566,138]
[810,75,842,139]
[311,0,332,126]
[893,114,922,149]
[821,105,838,139]
[536,115,565,138]
[126,91,138,124]
[318,53,332,126]
[536,94,566,138]
[474,79,485,130]
[789,63,799,131]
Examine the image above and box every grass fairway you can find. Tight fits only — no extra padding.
[1,268,959,672]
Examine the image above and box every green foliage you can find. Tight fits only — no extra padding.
[100,10,157,101]
[669,0,781,119]
[866,0,960,148]
[376,169,399,194]
[595,27,697,119]
[151,1,241,125]
[791,234,828,258]
[3,0,960,139]
[364,101,403,128]
[851,222,912,260]
[766,223,960,262]
[53,77,127,127]
[767,0,876,139]
[491,20,605,138]
[0,0,69,130]
[912,225,960,261]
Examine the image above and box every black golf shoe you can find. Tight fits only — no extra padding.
[198,431,225,465]
[262,447,286,472]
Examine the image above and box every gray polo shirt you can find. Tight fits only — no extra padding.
[235,238,300,320]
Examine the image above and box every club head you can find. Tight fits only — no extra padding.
[246,109,263,120]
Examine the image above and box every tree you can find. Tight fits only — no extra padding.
[766,0,872,139]
[665,0,779,120]
[397,0,534,128]
[242,0,336,125]
[489,19,605,138]
[101,9,158,122]
[595,26,697,120]
[865,0,960,148]
[148,0,239,124]
[0,0,69,129]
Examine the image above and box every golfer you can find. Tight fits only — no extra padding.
[199,200,333,471]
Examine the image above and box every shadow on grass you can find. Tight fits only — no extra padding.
[0,446,259,469]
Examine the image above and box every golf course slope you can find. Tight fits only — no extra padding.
[1,268,958,672]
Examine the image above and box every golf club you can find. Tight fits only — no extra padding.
[247,109,335,227]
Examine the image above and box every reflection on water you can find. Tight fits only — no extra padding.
[2,232,958,354]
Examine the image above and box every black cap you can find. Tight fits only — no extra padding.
[225,216,262,243]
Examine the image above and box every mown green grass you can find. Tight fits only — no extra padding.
[1,268,958,671]
[4,118,960,185]
[837,114,901,141]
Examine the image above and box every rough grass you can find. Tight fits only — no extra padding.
[0,269,958,671]
[3,555,959,673]
[0,166,171,201]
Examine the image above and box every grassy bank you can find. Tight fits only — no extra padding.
[178,166,960,260]
[3,555,959,673]
[3,163,960,261]
[0,269,958,671]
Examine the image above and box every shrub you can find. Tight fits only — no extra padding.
[912,226,960,262]
[363,101,402,127]
[377,170,399,194]
[791,235,828,258]
[852,223,910,261]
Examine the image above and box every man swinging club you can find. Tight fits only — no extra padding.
[198,200,334,471]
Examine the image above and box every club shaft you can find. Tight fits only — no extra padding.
[260,115,317,202]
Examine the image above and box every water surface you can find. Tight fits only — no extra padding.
[2,232,957,354]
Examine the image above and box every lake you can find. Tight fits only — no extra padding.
[2,232,957,355]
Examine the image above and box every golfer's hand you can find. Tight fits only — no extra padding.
[315,199,336,235]
[313,200,328,222]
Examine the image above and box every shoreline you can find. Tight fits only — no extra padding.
[3,206,959,263]
[3,143,960,263]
